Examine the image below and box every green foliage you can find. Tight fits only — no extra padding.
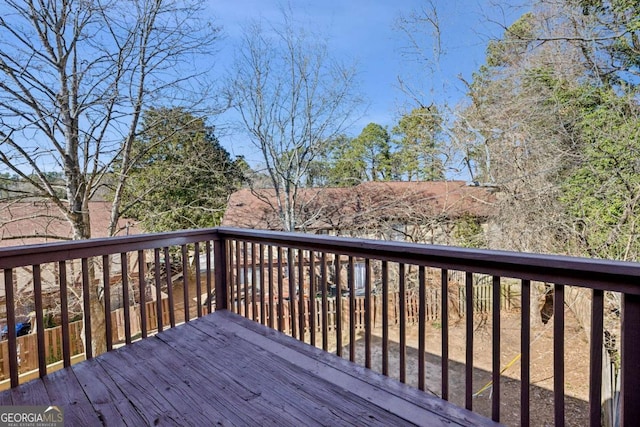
[392,106,444,180]
[453,214,486,248]
[486,12,535,67]
[118,107,246,232]
[561,88,640,259]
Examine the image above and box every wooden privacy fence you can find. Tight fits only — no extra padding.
[237,284,518,334]
[0,299,169,380]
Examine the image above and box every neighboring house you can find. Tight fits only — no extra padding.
[0,201,141,322]
[0,200,138,247]
[222,181,496,245]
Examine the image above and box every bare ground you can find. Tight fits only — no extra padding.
[331,305,590,427]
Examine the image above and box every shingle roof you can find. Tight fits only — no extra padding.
[222,181,496,231]
[0,200,139,247]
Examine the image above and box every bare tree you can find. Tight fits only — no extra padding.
[0,0,220,355]
[226,11,362,232]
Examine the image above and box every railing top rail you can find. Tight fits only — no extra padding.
[1,225,639,294]
[216,227,640,295]
[0,228,219,269]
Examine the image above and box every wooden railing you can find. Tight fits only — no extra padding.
[0,227,638,426]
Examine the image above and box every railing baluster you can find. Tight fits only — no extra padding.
[309,251,316,347]
[492,275,501,422]
[321,252,328,351]
[441,269,449,400]
[243,242,249,319]
[205,241,212,315]
[181,244,189,323]
[154,249,163,333]
[235,241,241,315]
[32,264,46,377]
[589,289,604,427]
[277,247,284,332]
[349,256,356,363]
[138,251,147,339]
[554,284,565,427]
[163,247,175,328]
[382,260,388,375]
[259,244,265,325]
[288,248,297,338]
[399,263,406,383]
[81,258,93,359]
[59,261,71,366]
[622,292,640,426]
[103,255,112,351]
[419,266,426,391]
[121,253,132,345]
[250,242,256,321]
[365,258,372,370]
[335,254,342,357]
[267,245,274,329]
[4,268,18,387]
[298,248,305,342]
[195,242,202,318]
[521,279,530,427]
[465,271,473,410]
[213,237,228,311]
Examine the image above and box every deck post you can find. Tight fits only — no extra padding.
[214,233,228,311]
[621,292,640,427]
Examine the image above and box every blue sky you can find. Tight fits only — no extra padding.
[210,1,526,164]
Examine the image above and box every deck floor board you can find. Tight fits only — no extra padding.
[1,311,501,426]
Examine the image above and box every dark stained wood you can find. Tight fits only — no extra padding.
[121,253,132,344]
[153,248,163,333]
[365,258,372,369]
[82,258,93,359]
[335,254,342,358]
[243,241,249,319]
[103,255,113,350]
[163,247,175,328]
[59,261,71,367]
[4,268,17,388]
[441,268,449,400]
[465,271,473,410]
[205,241,213,315]
[252,242,259,321]
[521,279,531,427]
[1,311,501,427]
[554,284,565,427]
[382,260,389,375]
[492,275,501,422]
[277,246,284,332]
[137,251,147,339]
[589,289,604,427]
[32,264,47,377]
[621,293,640,427]
[399,263,406,383]
[235,240,241,315]
[267,245,274,329]
[181,244,189,322]
[349,255,356,362]
[309,251,316,346]
[195,242,203,318]
[419,266,426,391]
[259,244,265,326]
[298,248,305,342]
[321,252,329,351]
[288,247,297,339]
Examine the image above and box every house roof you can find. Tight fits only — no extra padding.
[222,181,496,232]
[0,200,139,247]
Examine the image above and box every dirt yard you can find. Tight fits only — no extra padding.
[334,306,590,427]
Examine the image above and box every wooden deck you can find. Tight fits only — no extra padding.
[0,311,499,426]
